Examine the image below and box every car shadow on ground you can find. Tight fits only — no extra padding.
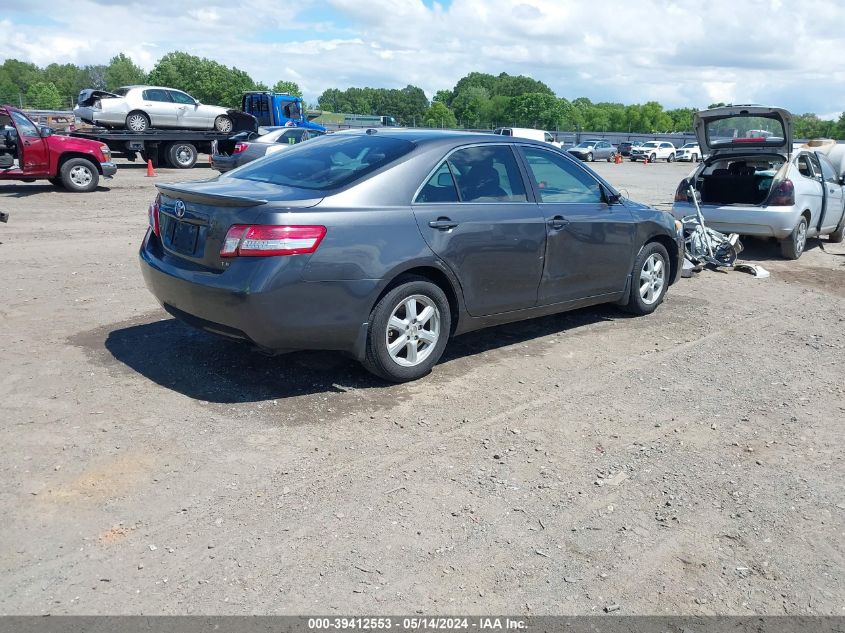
[103,307,616,403]
[736,236,828,261]
[0,184,111,197]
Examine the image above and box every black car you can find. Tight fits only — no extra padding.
[211,126,325,172]
[618,142,633,156]
[141,130,683,382]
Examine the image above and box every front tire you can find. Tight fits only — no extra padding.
[60,158,99,193]
[622,242,670,315]
[692,153,699,162]
[126,111,150,132]
[48,177,64,189]
[362,277,451,383]
[586,152,594,162]
[667,153,675,162]
[780,216,808,259]
[214,115,233,133]
[650,153,656,163]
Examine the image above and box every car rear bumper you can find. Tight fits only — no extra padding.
[671,202,799,239]
[138,231,377,356]
[210,154,238,172]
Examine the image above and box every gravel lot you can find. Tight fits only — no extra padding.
[1,156,843,615]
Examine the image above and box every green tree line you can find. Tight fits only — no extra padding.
[2,56,843,138]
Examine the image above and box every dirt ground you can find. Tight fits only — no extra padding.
[0,157,843,615]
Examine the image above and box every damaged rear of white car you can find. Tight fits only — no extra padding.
[671,105,845,259]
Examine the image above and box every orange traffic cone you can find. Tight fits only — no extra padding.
[643,156,649,166]
[145,159,156,177]
[615,153,622,164]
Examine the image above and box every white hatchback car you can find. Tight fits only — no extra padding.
[671,105,845,259]
[75,85,234,133]
[630,141,676,162]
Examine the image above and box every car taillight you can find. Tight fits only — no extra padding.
[148,193,161,236]
[767,178,795,206]
[233,142,249,154]
[220,225,327,257]
[674,179,690,202]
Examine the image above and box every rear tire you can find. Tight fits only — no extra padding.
[362,277,451,383]
[166,142,198,169]
[126,111,150,132]
[780,216,808,259]
[622,242,670,316]
[59,158,99,193]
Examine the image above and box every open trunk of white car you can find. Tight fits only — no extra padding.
[693,154,788,206]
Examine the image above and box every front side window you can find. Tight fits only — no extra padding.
[229,134,414,190]
[10,111,39,137]
[818,155,839,184]
[168,91,196,105]
[522,147,603,204]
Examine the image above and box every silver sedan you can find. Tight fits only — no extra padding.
[75,85,234,133]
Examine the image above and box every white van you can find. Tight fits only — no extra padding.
[493,127,562,148]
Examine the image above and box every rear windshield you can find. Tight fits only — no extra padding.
[707,115,785,147]
[228,134,415,190]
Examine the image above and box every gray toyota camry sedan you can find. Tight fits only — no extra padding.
[140,129,682,382]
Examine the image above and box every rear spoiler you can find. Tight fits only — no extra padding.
[156,184,267,207]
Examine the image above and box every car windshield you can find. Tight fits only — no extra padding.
[228,134,415,190]
[682,143,697,149]
[575,141,598,148]
[706,115,786,147]
[642,142,659,148]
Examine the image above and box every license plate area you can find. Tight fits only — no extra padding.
[162,216,203,256]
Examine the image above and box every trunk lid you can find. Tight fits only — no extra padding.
[155,179,323,271]
[694,105,792,156]
[77,89,119,107]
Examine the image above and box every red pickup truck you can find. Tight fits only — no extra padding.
[1,105,116,192]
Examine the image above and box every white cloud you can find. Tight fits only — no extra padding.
[1,0,845,117]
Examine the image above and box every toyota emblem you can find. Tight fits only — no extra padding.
[174,199,186,218]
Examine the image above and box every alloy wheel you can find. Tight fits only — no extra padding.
[385,295,441,367]
[69,165,93,187]
[639,254,665,305]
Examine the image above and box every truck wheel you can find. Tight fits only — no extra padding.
[828,220,844,243]
[60,158,99,193]
[167,142,198,169]
[126,111,150,132]
[214,116,233,133]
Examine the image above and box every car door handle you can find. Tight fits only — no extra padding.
[547,216,569,230]
[428,218,458,230]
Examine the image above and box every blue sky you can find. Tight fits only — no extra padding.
[2,0,844,119]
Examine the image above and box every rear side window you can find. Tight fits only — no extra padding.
[416,145,527,203]
[521,147,603,204]
[229,134,414,190]
[143,89,171,102]
[449,145,527,203]
[795,154,815,179]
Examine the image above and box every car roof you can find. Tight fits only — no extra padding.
[333,128,552,147]
[118,85,188,91]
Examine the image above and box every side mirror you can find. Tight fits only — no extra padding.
[39,126,54,138]
[603,186,621,204]
[840,175,845,186]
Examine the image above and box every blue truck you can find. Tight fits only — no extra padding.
[241,92,326,132]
